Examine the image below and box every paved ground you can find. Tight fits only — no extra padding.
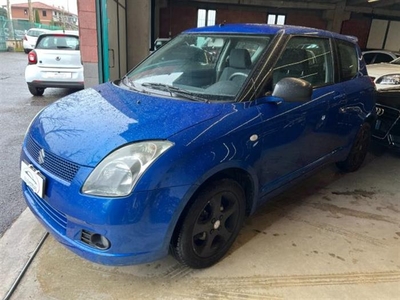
[0,51,73,236]
[1,149,399,299]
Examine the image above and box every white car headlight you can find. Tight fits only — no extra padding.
[82,141,174,197]
[377,74,400,85]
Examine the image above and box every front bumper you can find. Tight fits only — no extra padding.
[21,136,189,265]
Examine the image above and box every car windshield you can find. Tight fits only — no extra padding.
[390,57,400,65]
[28,29,46,37]
[36,35,79,50]
[123,33,272,102]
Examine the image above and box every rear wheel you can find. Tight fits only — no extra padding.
[171,178,245,269]
[336,122,371,172]
[24,49,30,54]
[28,86,45,96]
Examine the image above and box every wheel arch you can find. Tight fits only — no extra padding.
[168,165,258,249]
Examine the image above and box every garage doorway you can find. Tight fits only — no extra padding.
[107,0,127,81]
[97,0,128,82]
[366,19,400,51]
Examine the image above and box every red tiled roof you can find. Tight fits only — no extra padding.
[11,2,67,13]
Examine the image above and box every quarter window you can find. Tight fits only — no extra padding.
[337,40,358,81]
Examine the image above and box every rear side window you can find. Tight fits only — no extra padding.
[337,40,358,81]
[362,53,375,64]
[374,53,394,63]
[272,36,334,87]
[36,35,79,50]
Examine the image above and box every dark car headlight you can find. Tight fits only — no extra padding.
[82,141,173,197]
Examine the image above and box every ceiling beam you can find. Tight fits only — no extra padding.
[346,5,400,17]
[185,0,337,10]
[181,0,400,17]
[372,0,400,8]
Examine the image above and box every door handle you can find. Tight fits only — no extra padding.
[108,49,115,68]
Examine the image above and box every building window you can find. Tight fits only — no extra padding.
[24,9,27,15]
[42,10,47,17]
[197,9,216,28]
[267,14,286,25]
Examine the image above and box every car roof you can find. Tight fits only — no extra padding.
[38,31,79,38]
[362,50,400,56]
[27,28,49,34]
[184,23,357,43]
[28,28,49,31]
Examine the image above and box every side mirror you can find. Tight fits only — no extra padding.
[272,77,312,102]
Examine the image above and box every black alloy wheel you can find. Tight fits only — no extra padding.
[171,178,245,269]
[337,122,371,172]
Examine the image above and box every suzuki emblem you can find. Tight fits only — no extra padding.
[38,149,45,165]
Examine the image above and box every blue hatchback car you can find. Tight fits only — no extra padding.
[21,24,376,269]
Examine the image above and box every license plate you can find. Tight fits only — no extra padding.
[44,72,72,79]
[21,161,46,198]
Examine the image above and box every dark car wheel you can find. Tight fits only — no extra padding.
[24,49,30,54]
[337,122,371,172]
[171,178,245,269]
[28,86,45,96]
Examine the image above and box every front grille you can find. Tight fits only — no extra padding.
[26,135,80,182]
[29,188,67,234]
[373,105,400,139]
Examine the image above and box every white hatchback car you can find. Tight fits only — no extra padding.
[23,28,50,54]
[25,31,84,96]
[367,57,400,91]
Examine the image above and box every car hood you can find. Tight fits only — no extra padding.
[367,63,400,78]
[28,82,222,167]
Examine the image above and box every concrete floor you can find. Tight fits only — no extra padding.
[1,150,399,300]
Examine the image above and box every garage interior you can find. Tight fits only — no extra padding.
[78,0,400,87]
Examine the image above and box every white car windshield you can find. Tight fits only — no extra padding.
[390,57,400,65]
[123,34,272,101]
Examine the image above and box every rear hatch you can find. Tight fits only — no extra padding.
[35,33,81,69]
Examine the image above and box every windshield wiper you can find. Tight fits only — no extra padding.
[141,82,209,102]
[121,76,149,93]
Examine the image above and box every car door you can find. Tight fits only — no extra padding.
[331,39,374,146]
[255,36,339,196]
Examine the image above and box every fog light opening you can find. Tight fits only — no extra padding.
[90,234,111,250]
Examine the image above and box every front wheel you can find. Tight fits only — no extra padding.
[28,86,45,96]
[336,122,371,172]
[171,178,245,269]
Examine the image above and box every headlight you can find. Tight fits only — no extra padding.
[82,141,174,197]
[377,74,400,85]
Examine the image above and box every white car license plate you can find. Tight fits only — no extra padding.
[44,72,72,79]
[20,161,46,198]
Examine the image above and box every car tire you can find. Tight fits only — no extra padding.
[24,49,30,54]
[28,86,45,96]
[336,122,371,172]
[170,178,245,269]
